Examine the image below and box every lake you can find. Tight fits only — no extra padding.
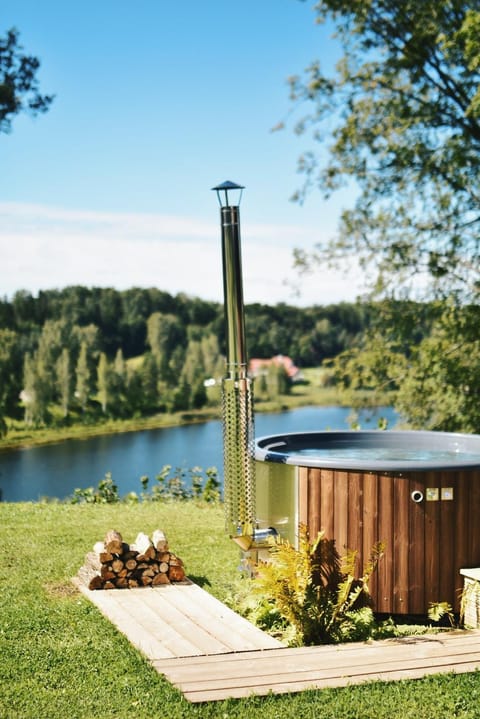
[0,405,399,502]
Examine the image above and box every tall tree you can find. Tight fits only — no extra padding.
[0,329,20,434]
[180,340,207,409]
[56,347,71,419]
[146,312,186,384]
[75,342,91,413]
[21,352,48,426]
[288,1,480,300]
[96,352,110,414]
[0,28,54,133]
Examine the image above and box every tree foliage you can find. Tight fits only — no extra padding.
[0,285,374,432]
[290,0,480,300]
[0,28,53,133]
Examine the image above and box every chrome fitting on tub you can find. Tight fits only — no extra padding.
[231,525,278,551]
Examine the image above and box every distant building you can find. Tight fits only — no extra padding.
[248,354,303,382]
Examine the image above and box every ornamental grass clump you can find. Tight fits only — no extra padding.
[253,525,384,646]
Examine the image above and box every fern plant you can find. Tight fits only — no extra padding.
[253,525,384,645]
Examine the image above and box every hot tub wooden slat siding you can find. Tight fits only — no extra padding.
[409,473,425,612]
[393,476,410,614]
[377,474,394,613]
[457,472,471,593]
[362,473,379,603]
[298,467,480,615]
[439,470,455,605]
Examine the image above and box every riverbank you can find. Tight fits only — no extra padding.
[0,376,388,452]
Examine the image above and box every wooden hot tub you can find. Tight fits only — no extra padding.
[254,430,480,615]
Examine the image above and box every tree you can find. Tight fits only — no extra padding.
[139,352,159,413]
[21,352,48,426]
[56,347,71,419]
[96,352,110,414]
[0,329,20,434]
[75,342,91,413]
[288,1,480,300]
[36,319,67,404]
[180,340,208,409]
[146,312,186,384]
[0,28,54,133]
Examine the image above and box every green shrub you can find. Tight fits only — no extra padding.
[252,525,384,645]
[70,466,221,504]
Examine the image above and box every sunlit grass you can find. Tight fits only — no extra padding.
[1,501,480,718]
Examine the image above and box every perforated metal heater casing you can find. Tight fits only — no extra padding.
[218,202,256,539]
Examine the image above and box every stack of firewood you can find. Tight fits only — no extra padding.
[77,529,186,590]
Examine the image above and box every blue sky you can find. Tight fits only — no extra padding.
[0,1,362,306]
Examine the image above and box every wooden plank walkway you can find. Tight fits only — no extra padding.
[155,631,480,702]
[74,579,480,703]
[73,579,283,659]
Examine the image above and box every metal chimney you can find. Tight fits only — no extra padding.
[212,181,256,545]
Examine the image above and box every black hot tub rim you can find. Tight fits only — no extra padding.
[254,429,480,472]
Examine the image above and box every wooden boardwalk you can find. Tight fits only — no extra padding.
[74,579,480,703]
[73,579,283,659]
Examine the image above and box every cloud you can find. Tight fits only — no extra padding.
[0,202,363,305]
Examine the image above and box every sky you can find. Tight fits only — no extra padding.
[0,0,363,307]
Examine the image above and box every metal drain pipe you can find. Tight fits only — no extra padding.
[212,181,256,546]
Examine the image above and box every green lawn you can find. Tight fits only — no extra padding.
[1,501,479,718]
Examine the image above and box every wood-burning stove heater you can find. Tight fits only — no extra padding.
[212,181,276,556]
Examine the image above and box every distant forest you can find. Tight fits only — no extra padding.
[0,286,372,431]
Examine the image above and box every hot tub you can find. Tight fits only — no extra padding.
[254,430,480,615]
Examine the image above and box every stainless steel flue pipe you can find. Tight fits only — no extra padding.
[212,181,256,542]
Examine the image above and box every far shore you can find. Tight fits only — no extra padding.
[0,382,390,453]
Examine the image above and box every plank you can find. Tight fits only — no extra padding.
[156,632,480,682]
[156,631,480,702]
[74,580,178,659]
[153,583,282,651]
[74,577,281,660]
[182,660,480,703]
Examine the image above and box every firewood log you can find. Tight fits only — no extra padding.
[104,529,123,555]
[168,555,184,567]
[111,559,124,573]
[100,566,116,580]
[131,532,156,560]
[152,572,170,586]
[123,549,139,561]
[88,575,104,590]
[159,562,169,574]
[125,558,137,571]
[115,577,129,589]
[152,529,168,551]
[168,565,186,582]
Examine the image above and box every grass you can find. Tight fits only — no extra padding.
[1,500,480,718]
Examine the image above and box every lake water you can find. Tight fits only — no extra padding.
[0,406,398,502]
